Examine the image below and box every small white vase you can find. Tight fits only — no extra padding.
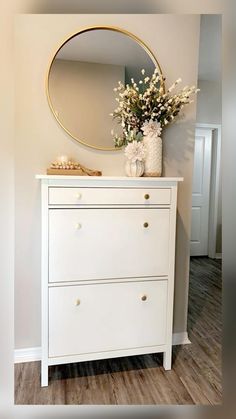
[125,159,144,177]
[143,135,162,177]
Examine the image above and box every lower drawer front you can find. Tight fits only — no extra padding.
[49,280,167,358]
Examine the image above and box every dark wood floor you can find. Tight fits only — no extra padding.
[15,257,222,405]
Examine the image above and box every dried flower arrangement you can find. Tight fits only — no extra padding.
[110,69,199,148]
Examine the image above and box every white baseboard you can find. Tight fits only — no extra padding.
[14,332,191,363]
[172,331,191,346]
[215,253,222,259]
[14,346,41,363]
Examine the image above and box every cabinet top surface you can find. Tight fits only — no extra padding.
[36,175,183,182]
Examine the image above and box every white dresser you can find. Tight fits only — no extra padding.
[37,175,183,386]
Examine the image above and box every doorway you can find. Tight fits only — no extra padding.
[190,124,221,258]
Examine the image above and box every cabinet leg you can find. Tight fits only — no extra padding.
[163,348,172,370]
[41,362,48,387]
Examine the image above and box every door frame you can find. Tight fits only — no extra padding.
[195,123,222,259]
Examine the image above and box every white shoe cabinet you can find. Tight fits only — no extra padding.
[37,175,183,386]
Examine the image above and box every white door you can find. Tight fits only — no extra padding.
[190,128,212,256]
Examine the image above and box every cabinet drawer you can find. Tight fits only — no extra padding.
[49,208,170,282]
[49,280,167,357]
[48,187,171,206]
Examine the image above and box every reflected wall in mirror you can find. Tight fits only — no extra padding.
[46,26,163,150]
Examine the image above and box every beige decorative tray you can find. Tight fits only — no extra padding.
[47,161,102,176]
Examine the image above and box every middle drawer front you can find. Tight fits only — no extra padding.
[49,208,170,283]
[49,280,168,358]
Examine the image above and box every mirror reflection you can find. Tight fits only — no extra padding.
[47,27,160,150]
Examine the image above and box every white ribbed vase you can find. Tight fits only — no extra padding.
[143,135,162,177]
[125,159,144,177]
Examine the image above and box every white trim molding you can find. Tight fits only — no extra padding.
[14,332,191,363]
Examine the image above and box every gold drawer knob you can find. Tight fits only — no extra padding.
[144,194,150,200]
[76,192,82,200]
[143,222,149,228]
[141,295,147,301]
[75,299,81,306]
[76,223,82,230]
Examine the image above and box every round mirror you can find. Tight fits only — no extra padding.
[46,26,164,151]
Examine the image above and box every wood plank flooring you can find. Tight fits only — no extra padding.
[14,257,222,405]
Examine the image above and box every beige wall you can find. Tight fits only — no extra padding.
[15,14,200,349]
[50,59,124,149]
[196,79,221,124]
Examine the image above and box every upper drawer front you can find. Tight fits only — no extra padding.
[48,187,171,206]
[49,208,170,282]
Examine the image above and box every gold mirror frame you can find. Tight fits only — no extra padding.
[46,26,165,151]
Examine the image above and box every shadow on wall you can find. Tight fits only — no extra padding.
[160,120,195,333]
[36,0,165,14]
[162,121,195,176]
[216,223,222,254]
[172,210,191,333]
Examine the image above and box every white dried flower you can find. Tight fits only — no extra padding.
[141,119,162,138]
[124,141,146,163]
[111,70,199,148]
[168,84,175,93]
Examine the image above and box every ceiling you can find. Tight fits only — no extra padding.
[198,14,221,82]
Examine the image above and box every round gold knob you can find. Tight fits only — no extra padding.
[76,192,82,200]
[143,222,149,228]
[76,223,82,230]
[75,299,80,306]
[141,295,147,301]
[144,194,150,200]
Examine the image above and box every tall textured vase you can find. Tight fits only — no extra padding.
[143,135,162,177]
